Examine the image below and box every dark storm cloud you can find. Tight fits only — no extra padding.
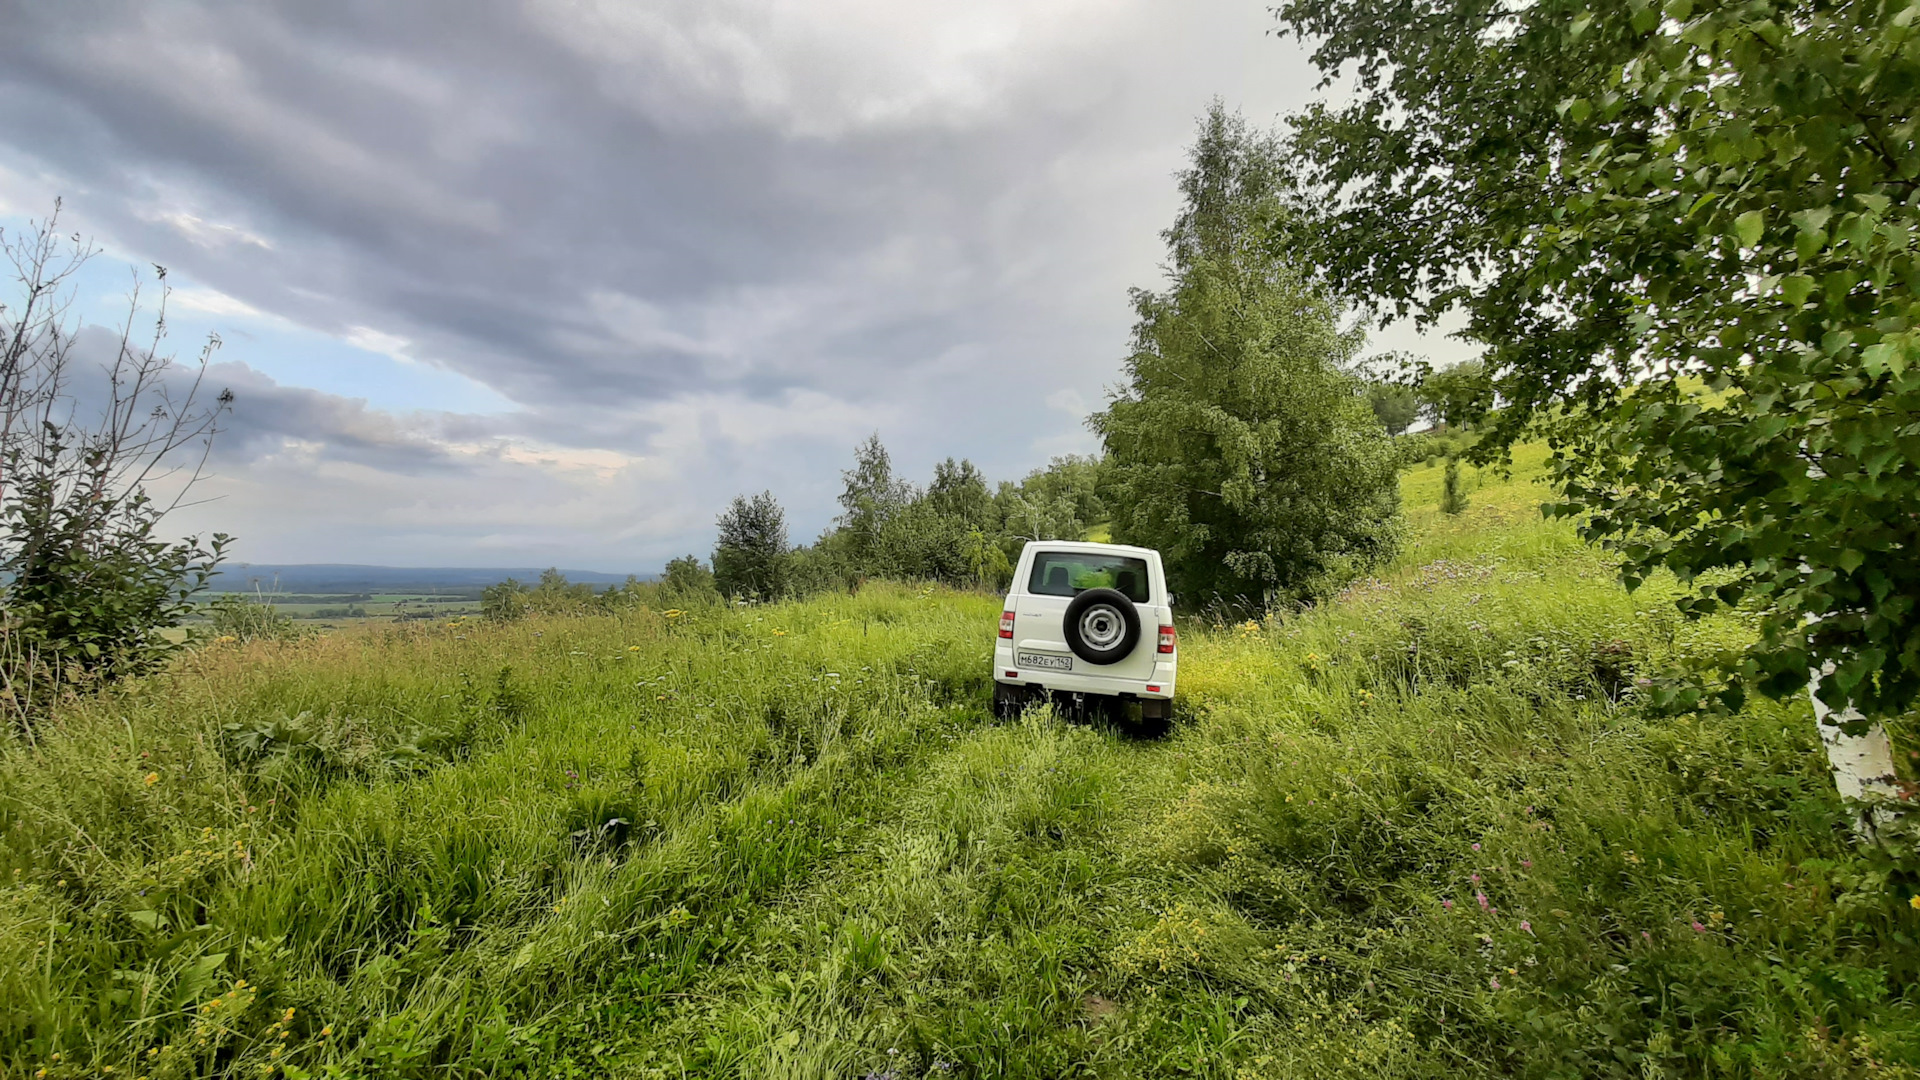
[0,0,1371,564]
[0,0,1126,413]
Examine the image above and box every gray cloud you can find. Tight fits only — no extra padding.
[0,0,1471,568]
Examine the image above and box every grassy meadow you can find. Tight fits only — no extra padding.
[5,453,1920,1078]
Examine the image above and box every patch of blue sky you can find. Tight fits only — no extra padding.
[4,213,516,416]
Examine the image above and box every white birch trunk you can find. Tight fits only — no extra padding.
[1809,665,1900,836]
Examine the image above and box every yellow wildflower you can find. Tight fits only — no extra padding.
[1910,895,1920,910]
[145,772,159,785]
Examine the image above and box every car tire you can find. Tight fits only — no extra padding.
[1062,588,1140,665]
[992,682,1029,720]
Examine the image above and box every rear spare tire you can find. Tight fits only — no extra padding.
[1063,588,1140,665]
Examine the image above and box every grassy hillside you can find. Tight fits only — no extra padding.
[5,455,1919,1078]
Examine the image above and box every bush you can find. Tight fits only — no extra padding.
[206,593,304,643]
[1439,458,1469,516]
[0,208,232,727]
[713,491,789,602]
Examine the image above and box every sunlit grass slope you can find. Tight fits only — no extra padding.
[5,452,1919,1078]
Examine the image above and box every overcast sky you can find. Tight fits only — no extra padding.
[0,0,1473,572]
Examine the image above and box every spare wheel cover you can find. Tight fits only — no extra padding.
[1063,588,1141,665]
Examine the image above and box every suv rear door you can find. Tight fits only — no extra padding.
[1012,547,1158,680]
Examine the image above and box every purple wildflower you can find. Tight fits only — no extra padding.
[1520,920,1533,935]
[1476,892,1490,912]
[1443,899,1454,910]
[1691,920,1706,933]
[1472,842,1482,852]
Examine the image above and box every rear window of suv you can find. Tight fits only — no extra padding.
[1028,552,1150,603]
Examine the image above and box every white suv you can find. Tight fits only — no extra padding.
[992,540,1176,724]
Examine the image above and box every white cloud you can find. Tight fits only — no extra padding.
[168,286,263,318]
[343,325,414,363]
[147,209,274,251]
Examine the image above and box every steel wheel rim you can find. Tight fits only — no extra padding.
[1079,604,1125,649]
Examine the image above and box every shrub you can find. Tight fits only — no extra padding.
[1439,458,1469,516]
[0,207,232,727]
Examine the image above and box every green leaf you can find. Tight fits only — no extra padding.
[1734,210,1765,248]
[1796,227,1828,263]
[1864,342,1896,377]
[1792,207,1834,232]
[1839,549,1866,573]
[1781,274,1816,306]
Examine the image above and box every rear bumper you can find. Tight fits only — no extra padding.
[993,644,1175,698]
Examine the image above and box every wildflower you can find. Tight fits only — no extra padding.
[1521,859,1532,869]
[1443,899,1454,910]
[664,609,683,619]
[1690,920,1706,933]
[1470,873,1480,884]
[320,1026,332,1037]
[1909,895,1920,911]
[1471,842,1482,852]
[1489,976,1501,990]
[145,772,159,785]
[627,645,641,651]
[1519,920,1533,935]
[1476,892,1490,912]
[772,629,788,637]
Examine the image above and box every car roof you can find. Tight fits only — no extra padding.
[1024,540,1159,559]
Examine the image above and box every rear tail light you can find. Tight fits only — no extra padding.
[999,611,1015,639]
[1157,624,1176,654]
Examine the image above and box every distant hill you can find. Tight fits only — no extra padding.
[210,564,647,595]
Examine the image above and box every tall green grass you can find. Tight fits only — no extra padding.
[4,459,1918,1077]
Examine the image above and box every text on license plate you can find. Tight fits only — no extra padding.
[1016,652,1072,671]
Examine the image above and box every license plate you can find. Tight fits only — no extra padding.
[1017,652,1072,672]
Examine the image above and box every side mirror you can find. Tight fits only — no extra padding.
[1167,593,1178,608]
